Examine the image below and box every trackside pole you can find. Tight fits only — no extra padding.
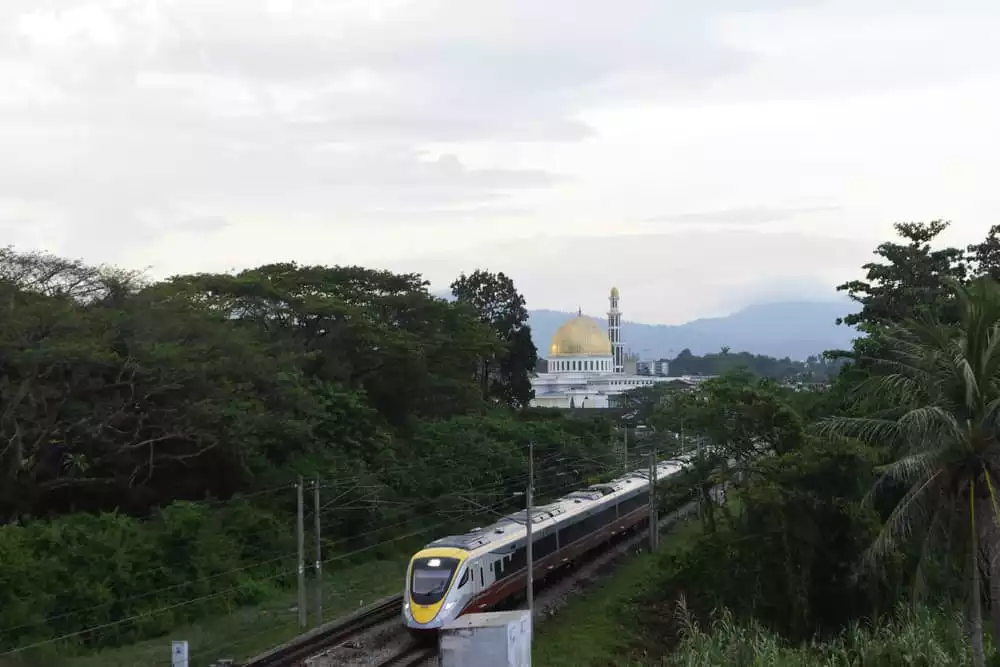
[648,451,658,550]
[623,425,628,474]
[526,440,534,635]
[313,476,323,626]
[297,476,307,629]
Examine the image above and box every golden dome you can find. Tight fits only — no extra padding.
[610,286,619,298]
[549,315,613,357]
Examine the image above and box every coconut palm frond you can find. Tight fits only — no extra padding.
[912,498,956,606]
[814,416,902,446]
[946,346,982,413]
[983,395,1000,426]
[978,322,1000,379]
[864,467,945,569]
[896,405,963,444]
[871,448,943,487]
[853,370,926,409]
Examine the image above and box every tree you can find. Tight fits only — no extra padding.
[967,224,1000,281]
[450,270,538,408]
[818,277,1000,667]
[836,221,967,330]
[163,263,499,426]
[0,270,338,519]
[665,348,842,382]
[831,221,968,371]
[654,373,883,639]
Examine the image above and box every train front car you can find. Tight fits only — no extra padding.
[402,547,472,633]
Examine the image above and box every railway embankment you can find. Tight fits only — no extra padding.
[239,502,700,667]
[532,511,704,667]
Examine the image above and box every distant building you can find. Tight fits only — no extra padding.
[623,352,639,375]
[529,287,680,409]
[650,359,670,377]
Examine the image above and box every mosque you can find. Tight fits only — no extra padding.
[530,287,681,409]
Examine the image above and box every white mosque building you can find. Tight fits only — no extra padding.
[530,287,682,409]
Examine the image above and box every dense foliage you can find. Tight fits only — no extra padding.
[666,347,844,382]
[0,250,610,656]
[611,221,1000,666]
[8,218,1000,665]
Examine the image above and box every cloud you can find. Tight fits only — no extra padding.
[391,229,874,325]
[2,0,999,322]
[0,0,786,262]
[643,204,841,226]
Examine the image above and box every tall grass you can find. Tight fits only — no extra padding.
[670,598,983,666]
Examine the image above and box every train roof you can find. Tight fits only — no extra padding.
[423,460,682,553]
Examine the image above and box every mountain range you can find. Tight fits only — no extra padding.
[527,300,860,361]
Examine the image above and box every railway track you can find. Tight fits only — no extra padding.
[240,595,403,667]
[373,645,437,667]
[242,501,699,667]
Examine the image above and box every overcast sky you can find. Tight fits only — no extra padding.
[3,1,1000,323]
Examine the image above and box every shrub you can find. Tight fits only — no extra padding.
[0,501,295,654]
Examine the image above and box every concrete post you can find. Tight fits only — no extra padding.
[297,476,306,629]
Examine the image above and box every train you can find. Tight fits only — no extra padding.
[401,458,688,632]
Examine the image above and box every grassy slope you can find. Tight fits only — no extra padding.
[534,518,704,667]
[5,556,410,667]
[534,512,980,667]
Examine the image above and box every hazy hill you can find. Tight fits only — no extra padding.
[528,300,859,361]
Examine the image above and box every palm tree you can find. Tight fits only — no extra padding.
[817,277,1000,667]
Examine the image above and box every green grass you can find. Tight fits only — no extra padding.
[533,517,705,667]
[534,502,983,667]
[671,605,981,667]
[4,556,411,667]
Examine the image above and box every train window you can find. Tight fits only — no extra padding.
[536,533,557,559]
[410,556,460,605]
[480,567,484,586]
[457,568,470,588]
[510,547,527,572]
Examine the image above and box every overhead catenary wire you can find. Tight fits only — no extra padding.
[2,451,642,657]
[0,550,300,638]
[25,475,579,660]
[188,466,652,662]
[13,455,587,626]
[0,566,299,656]
[182,476,604,663]
[0,465,594,650]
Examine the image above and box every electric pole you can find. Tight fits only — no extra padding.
[296,476,307,629]
[623,425,628,474]
[648,450,658,550]
[313,477,322,626]
[526,440,534,631]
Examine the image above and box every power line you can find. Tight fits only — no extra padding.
[0,469,587,650]
[0,567,297,656]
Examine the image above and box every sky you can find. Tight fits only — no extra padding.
[2,1,1000,324]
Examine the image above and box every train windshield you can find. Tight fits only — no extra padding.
[410,556,460,605]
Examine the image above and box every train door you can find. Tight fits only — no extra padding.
[474,558,493,611]
[470,560,480,600]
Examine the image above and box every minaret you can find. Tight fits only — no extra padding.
[608,286,624,374]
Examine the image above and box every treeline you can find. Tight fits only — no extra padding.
[666,348,844,382]
[0,250,616,654]
[619,220,1000,665]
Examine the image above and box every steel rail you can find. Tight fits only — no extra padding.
[373,645,437,667]
[240,594,403,667]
